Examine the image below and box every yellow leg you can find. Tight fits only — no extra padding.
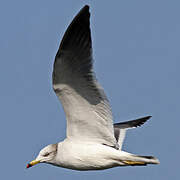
[123,160,146,165]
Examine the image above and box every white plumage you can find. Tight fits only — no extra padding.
[27,5,159,170]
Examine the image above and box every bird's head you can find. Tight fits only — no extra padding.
[26,144,57,168]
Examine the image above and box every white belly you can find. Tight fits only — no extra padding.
[53,139,125,170]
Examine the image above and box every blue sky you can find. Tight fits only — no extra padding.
[0,0,180,179]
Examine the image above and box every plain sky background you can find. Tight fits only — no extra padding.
[0,0,179,179]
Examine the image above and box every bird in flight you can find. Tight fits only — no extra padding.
[27,5,159,171]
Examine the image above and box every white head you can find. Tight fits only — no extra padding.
[26,144,57,168]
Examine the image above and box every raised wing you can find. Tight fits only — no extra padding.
[114,116,151,129]
[114,116,151,149]
[53,5,117,147]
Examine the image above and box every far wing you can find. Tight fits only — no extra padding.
[53,6,117,147]
[114,116,151,150]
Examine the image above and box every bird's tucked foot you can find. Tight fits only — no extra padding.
[122,160,147,166]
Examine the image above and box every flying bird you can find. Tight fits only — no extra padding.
[27,5,159,171]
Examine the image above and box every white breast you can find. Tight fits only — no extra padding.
[53,139,124,170]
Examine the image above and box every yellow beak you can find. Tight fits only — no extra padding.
[26,160,40,168]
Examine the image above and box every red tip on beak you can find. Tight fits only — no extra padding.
[26,163,31,168]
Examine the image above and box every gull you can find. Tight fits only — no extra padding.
[27,5,159,171]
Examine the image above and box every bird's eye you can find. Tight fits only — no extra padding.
[43,152,50,157]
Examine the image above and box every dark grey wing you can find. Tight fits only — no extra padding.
[114,116,151,129]
[53,5,117,146]
[113,116,151,150]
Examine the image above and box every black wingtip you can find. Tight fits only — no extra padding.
[83,5,90,10]
[114,115,152,129]
[58,4,91,52]
[141,115,152,123]
[78,5,90,17]
[138,115,152,120]
[146,115,152,119]
[133,115,152,127]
